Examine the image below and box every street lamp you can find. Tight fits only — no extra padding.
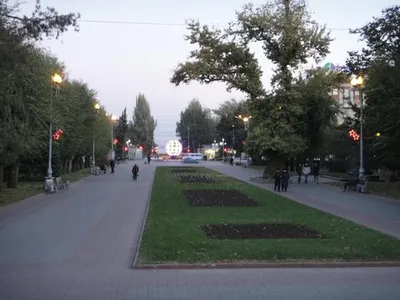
[110,114,118,160]
[45,73,63,192]
[351,76,365,186]
[92,103,101,175]
[220,138,227,160]
[235,115,252,167]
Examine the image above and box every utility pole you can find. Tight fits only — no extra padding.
[187,126,190,152]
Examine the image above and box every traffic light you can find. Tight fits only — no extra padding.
[224,147,227,152]
[124,146,128,152]
[52,129,63,141]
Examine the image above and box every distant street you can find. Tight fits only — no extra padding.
[0,161,399,300]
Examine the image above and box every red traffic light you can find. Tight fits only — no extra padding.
[124,146,128,151]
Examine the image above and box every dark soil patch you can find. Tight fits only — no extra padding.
[186,189,259,206]
[169,168,198,173]
[176,174,215,183]
[202,224,324,239]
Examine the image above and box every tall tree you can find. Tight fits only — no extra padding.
[213,99,248,148]
[347,6,400,171]
[293,69,345,159]
[115,107,128,160]
[0,0,80,40]
[171,0,332,169]
[176,99,215,151]
[0,0,80,189]
[130,94,157,158]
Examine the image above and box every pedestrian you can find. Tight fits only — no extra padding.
[230,156,234,166]
[110,159,115,173]
[313,162,320,184]
[100,163,107,174]
[302,163,311,183]
[296,163,302,183]
[281,168,290,192]
[274,168,282,192]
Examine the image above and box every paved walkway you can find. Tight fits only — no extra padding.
[0,161,399,299]
[205,162,400,239]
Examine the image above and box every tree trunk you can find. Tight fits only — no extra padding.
[68,158,73,173]
[7,163,19,189]
[0,165,3,192]
[262,155,286,179]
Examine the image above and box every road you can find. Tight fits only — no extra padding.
[0,161,399,300]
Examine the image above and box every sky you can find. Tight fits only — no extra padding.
[19,0,398,151]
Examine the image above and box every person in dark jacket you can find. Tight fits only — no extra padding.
[296,164,302,183]
[274,169,282,192]
[110,159,115,173]
[281,169,290,192]
[313,162,320,183]
[132,164,139,180]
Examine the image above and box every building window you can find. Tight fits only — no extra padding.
[350,88,354,104]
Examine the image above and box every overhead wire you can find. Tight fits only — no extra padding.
[79,19,351,31]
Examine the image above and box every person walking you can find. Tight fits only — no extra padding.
[296,163,302,183]
[110,159,115,173]
[274,169,282,192]
[313,162,320,184]
[281,168,290,192]
[302,163,311,183]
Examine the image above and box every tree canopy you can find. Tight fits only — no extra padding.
[0,1,112,191]
[171,0,336,168]
[129,94,157,157]
[347,5,400,171]
[176,99,215,151]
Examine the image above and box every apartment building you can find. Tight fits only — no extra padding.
[330,82,361,124]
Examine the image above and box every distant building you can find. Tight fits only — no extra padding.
[330,82,361,124]
[305,63,362,124]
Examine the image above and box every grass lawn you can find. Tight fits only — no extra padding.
[328,181,400,201]
[137,166,400,264]
[0,168,90,207]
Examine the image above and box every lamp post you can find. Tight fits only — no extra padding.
[110,115,118,160]
[351,76,365,184]
[235,115,252,168]
[47,73,62,182]
[212,139,217,160]
[92,103,100,174]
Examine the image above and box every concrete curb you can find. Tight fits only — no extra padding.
[135,261,400,270]
[131,167,156,269]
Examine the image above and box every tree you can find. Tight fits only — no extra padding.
[213,99,248,149]
[171,0,333,170]
[129,94,157,158]
[176,99,215,151]
[115,107,129,160]
[1,0,80,40]
[346,5,400,171]
[0,0,81,190]
[293,69,344,159]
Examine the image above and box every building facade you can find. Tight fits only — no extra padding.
[330,82,361,124]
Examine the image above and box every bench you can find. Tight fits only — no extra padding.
[55,177,71,192]
[342,178,368,192]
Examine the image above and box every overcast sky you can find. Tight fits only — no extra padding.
[20,0,398,151]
